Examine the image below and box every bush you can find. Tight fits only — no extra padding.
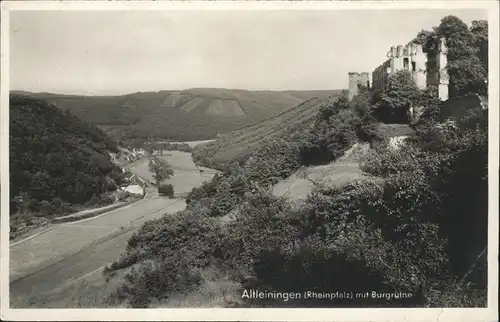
[40,200,56,214]
[186,173,221,204]
[220,187,299,274]
[158,184,174,198]
[103,177,118,192]
[98,195,116,206]
[299,91,378,166]
[111,211,225,272]
[116,257,203,308]
[108,211,225,306]
[27,199,40,212]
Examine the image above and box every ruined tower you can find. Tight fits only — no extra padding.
[436,38,449,101]
[348,72,370,101]
[410,43,427,90]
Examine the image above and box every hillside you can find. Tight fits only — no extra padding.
[9,94,126,236]
[272,142,371,207]
[15,89,342,142]
[192,92,344,169]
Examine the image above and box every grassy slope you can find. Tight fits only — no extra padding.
[192,91,343,169]
[17,89,342,141]
[272,142,371,206]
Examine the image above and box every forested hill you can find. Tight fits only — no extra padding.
[9,94,125,219]
[13,89,342,141]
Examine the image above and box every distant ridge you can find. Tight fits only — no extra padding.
[13,88,343,141]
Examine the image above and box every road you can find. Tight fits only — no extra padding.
[10,150,218,306]
[9,185,186,302]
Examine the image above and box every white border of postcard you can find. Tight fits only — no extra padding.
[1,1,498,321]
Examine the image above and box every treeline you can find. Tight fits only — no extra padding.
[9,94,126,232]
[103,15,488,308]
[120,139,193,154]
[149,142,193,153]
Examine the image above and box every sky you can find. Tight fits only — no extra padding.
[10,9,488,95]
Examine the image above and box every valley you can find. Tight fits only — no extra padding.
[10,144,219,307]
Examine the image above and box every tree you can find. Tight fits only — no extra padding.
[377,70,420,123]
[414,86,442,126]
[413,29,439,54]
[435,15,488,97]
[446,57,487,96]
[436,15,475,59]
[470,20,488,73]
[148,158,174,186]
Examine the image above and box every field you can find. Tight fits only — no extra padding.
[129,151,220,196]
[159,91,183,107]
[179,97,205,112]
[15,89,342,141]
[206,99,246,116]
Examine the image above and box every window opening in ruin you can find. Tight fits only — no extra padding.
[403,58,409,69]
[411,61,416,72]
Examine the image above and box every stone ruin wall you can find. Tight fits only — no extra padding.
[349,38,450,103]
[348,72,370,101]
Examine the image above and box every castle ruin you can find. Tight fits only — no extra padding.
[348,72,370,101]
[349,38,449,103]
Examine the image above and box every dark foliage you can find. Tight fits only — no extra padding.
[158,184,174,198]
[300,90,378,165]
[106,211,225,306]
[9,94,124,224]
[373,69,428,124]
[116,257,203,308]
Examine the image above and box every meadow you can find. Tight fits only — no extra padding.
[129,151,219,196]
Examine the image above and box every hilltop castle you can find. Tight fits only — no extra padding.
[348,37,449,103]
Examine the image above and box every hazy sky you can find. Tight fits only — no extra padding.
[11,9,487,95]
